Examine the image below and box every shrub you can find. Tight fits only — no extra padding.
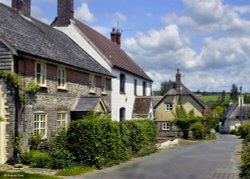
[67,112,129,168]
[29,134,43,150]
[137,146,158,157]
[241,145,250,178]
[189,122,204,140]
[21,150,52,168]
[237,123,250,139]
[230,129,237,135]
[49,129,75,169]
[122,120,157,153]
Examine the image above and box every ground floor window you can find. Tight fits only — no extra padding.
[120,107,126,122]
[56,112,68,132]
[162,122,171,131]
[33,112,47,138]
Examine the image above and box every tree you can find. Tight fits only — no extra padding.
[244,94,250,104]
[159,80,174,96]
[230,84,239,102]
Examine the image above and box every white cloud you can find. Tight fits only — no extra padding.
[75,2,96,23]
[162,13,195,26]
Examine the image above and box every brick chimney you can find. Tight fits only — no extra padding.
[12,0,31,17]
[55,0,74,26]
[110,28,121,46]
[175,68,181,94]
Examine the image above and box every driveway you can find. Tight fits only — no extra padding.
[66,134,241,179]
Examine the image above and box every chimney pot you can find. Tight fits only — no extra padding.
[12,0,31,17]
[176,68,181,94]
[110,28,121,46]
[56,0,74,26]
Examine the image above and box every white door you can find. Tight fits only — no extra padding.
[0,81,6,164]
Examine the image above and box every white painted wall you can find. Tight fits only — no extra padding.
[0,80,7,164]
[111,68,152,121]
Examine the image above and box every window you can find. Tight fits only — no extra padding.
[162,123,171,131]
[119,107,126,122]
[36,62,46,86]
[58,67,66,88]
[101,78,106,93]
[33,112,47,138]
[134,79,137,96]
[143,81,147,96]
[120,73,126,94]
[56,112,68,132]
[166,103,173,112]
[89,74,96,92]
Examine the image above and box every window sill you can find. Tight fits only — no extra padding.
[89,90,96,94]
[57,87,68,92]
[101,92,107,96]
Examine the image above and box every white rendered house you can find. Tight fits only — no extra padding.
[52,0,153,121]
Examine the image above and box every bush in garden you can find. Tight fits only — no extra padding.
[229,129,237,135]
[122,120,157,153]
[67,112,130,168]
[237,123,250,139]
[189,122,204,140]
[21,150,52,168]
[49,129,76,169]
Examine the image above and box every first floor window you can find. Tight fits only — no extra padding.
[56,112,68,132]
[89,74,96,92]
[143,81,147,96]
[33,112,47,138]
[162,123,171,131]
[119,107,126,122]
[166,103,173,112]
[58,67,66,88]
[120,73,126,94]
[36,62,46,86]
[101,78,106,93]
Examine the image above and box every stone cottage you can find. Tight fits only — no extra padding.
[0,1,113,164]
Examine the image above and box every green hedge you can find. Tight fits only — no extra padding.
[237,123,250,139]
[21,150,52,168]
[189,122,204,140]
[66,113,157,168]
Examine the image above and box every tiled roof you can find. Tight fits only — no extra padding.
[73,96,100,112]
[133,96,151,115]
[0,3,111,77]
[223,104,250,120]
[74,20,152,82]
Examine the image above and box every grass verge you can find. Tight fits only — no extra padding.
[55,165,95,176]
[0,170,60,178]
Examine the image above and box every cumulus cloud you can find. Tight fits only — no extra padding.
[75,2,96,23]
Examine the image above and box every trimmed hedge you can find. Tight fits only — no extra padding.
[189,122,204,140]
[21,150,52,168]
[66,113,157,168]
[237,123,250,139]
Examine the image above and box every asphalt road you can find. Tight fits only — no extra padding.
[67,134,241,179]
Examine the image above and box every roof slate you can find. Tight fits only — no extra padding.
[74,20,152,81]
[223,104,250,120]
[0,3,111,76]
[73,96,100,112]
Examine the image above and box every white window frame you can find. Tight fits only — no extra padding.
[33,112,47,139]
[89,74,96,93]
[56,112,68,132]
[58,67,67,89]
[162,123,170,131]
[166,103,173,112]
[36,62,46,87]
[101,77,106,94]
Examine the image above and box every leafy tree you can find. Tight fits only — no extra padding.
[159,80,174,96]
[230,84,239,102]
[244,94,250,104]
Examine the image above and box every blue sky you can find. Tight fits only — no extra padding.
[1,0,250,92]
